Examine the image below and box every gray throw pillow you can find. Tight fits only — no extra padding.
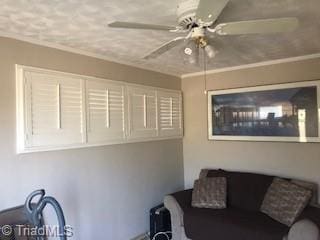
[261,178,312,226]
[291,179,318,206]
[192,177,227,209]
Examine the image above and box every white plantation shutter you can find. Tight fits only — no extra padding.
[158,91,183,137]
[87,81,126,143]
[16,66,183,153]
[24,71,85,148]
[127,87,158,139]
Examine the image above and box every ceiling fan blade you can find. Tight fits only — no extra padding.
[144,37,186,59]
[215,17,299,35]
[108,21,177,31]
[196,0,230,25]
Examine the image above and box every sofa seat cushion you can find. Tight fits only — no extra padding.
[183,207,289,240]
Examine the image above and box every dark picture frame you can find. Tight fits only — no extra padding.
[208,80,320,142]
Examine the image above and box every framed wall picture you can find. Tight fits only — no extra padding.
[208,80,320,142]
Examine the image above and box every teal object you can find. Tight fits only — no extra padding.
[25,189,67,240]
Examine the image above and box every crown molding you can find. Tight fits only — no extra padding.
[0,31,181,78]
[181,53,320,79]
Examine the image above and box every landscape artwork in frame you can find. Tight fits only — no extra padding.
[208,80,320,142]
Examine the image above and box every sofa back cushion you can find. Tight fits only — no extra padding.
[205,169,274,212]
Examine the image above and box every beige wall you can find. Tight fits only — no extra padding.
[0,37,184,240]
[182,57,320,200]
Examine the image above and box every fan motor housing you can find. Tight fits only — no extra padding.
[176,0,200,28]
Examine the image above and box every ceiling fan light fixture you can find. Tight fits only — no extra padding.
[204,44,216,58]
[187,53,199,65]
[181,41,199,65]
[184,47,193,55]
[183,40,197,56]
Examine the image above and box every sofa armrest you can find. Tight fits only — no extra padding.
[164,195,184,228]
[288,219,319,240]
[164,190,193,240]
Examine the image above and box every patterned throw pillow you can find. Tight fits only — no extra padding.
[192,177,227,209]
[291,179,318,206]
[261,178,312,226]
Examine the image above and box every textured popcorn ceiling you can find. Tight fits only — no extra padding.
[0,0,319,76]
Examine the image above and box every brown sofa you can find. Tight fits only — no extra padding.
[164,169,320,240]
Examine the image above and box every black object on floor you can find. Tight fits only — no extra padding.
[150,204,171,240]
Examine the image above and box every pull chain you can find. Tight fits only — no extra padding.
[203,48,207,95]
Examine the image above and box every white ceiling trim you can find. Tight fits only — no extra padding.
[0,31,181,77]
[181,53,320,79]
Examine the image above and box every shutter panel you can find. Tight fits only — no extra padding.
[87,81,126,143]
[127,87,158,139]
[24,71,85,148]
[158,90,183,137]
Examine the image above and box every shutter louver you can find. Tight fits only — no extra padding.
[24,71,85,147]
[128,87,158,139]
[158,91,183,137]
[87,81,125,143]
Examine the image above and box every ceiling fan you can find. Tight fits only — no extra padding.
[108,0,299,64]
